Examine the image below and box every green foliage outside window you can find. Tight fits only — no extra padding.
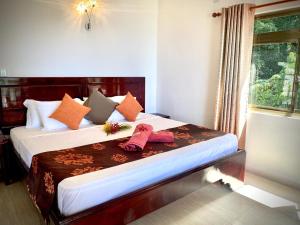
[249,12,300,112]
[250,51,296,109]
[254,14,300,34]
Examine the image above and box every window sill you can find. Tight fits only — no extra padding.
[248,107,300,120]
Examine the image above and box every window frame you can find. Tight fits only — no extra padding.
[249,9,300,115]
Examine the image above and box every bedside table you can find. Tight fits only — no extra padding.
[0,134,10,184]
[150,113,170,119]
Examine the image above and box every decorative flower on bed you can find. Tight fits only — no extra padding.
[174,132,192,140]
[103,122,132,135]
[142,150,163,158]
[91,143,106,151]
[44,172,55,194]
[54,153,94,166]
[111,154,128,163]
[71,166,103,176]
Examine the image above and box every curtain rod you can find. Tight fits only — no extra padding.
[212,0,299,17]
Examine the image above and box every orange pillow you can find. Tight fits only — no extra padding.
[116,92,143,121]
[50,94,91,130]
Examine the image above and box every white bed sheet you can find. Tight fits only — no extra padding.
[10,113,238,216]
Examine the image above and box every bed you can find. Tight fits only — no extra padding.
[0,77,246,225]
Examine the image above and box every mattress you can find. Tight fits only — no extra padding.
[10,113,238,216]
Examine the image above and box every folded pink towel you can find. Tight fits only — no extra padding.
[148,131,174,143]
[124,124,153,151]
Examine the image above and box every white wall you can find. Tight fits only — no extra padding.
[157,0,219,127]
[246,112,300,189]
[0,0,158,112]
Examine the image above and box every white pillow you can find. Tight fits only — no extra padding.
[84,95,126,103]
[23,99,42,128]
[105,96,126,122]
[108,96,126,103]
[107,110,127,122]
[74,98,86,105]
[36,100,92,131]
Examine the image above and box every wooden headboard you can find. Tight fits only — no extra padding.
[0,77,145,134]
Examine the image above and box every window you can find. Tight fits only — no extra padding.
[249,9,300,113]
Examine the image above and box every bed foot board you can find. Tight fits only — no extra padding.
[52,150,246,225]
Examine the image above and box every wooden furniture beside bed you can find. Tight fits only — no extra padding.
[0,133,9,183]
[0,134,19,185]
[0,77,246,225]
[150,113,170,119]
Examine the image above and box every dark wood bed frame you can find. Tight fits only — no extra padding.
[0,77,246,225]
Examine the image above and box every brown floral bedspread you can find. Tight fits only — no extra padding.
[26,124,226,221]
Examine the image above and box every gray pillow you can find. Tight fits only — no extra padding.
[84,90,117,124]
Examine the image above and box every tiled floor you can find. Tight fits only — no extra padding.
[130,179,300,225]
[0,172,299,225]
